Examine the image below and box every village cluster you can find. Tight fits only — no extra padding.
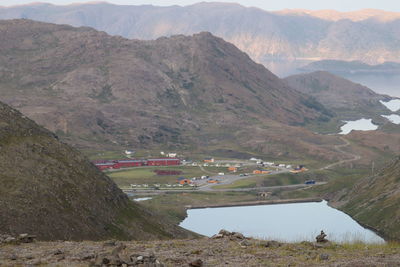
[93,151,309,190]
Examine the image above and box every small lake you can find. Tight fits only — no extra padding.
[380,99,400,112]
[133,197,153,202]
[339,118,378,135]
[179,201,384,243]
[382,114,400,124]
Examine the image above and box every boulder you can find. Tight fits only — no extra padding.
[189,259,203,267]
[18,233,36,243]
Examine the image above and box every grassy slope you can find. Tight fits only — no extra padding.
[108,166,226,187]
[339,157,400,241]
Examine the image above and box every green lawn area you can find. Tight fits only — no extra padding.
[107,165,227,187]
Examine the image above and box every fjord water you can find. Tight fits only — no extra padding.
[265,60,400,97]
[180,201,384,243]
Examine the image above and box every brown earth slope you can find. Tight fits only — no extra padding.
[0,19,342,161]
[0,100,193,241]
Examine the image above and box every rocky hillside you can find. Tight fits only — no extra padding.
[0,100,193,241]
[335,156,400,241]
[284,71,392,119]
[2,3,400,64]
[0,19,342,161]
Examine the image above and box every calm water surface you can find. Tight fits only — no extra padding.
[264,60,400,98]
[382,114,400,124]
[380,99,400,112]
[180,201,384,243]
[133,197,153,202]
[339,118,378,135]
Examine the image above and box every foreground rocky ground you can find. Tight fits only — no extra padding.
[1,232,399,267]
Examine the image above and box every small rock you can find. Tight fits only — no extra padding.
[218,229,231,236]
[211,233,224,239]
[239,239,251,247]
[9,254,17,260]
[313,241,331,249]
[53,249,63,255]
[93,252,113,266]
[81,253,95,261]
[316,230,328,243]
[231,232,245,240]
[18,233,36,243]
[130,252,164,266]
[263,240,282,248]
[103,240,117,247]
[319,253,330,261]
[189,259,203,267]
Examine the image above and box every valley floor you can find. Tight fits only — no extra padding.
[1,237,399,266]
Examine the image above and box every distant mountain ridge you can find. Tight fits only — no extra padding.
[277,9,400,22]
[1,2,400,64]
[300,60,400,74]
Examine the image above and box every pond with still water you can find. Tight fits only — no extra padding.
[339,118,378,135]
[179,201,384,243]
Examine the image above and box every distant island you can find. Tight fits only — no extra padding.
[299,60,400,75]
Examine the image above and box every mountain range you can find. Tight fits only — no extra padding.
[1,2,400,64]
[0,19,345,162]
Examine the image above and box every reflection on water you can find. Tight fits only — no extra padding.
[339,118,378,135]
[180,200,384,243]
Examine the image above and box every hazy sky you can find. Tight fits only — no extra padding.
[2,0,400,12]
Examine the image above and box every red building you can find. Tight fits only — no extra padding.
[93,157,180,170]
[147,158,181,166]
[113,159,147,169]
[94,162,116,170]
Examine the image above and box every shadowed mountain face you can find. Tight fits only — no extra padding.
[0,19,342,161]
[1,3,400,64]
[284,71,391,119]
[0,100,193,241]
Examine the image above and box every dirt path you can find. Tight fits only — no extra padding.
[320,136,361,170]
